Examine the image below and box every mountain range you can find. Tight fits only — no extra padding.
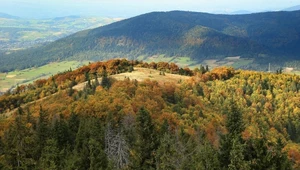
[1,10,300,72]
[283,5,300,11]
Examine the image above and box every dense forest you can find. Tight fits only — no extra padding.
[0,59,300,169]
[1,10,300,72]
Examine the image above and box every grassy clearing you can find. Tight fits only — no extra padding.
[287,71,300,75]
[113,67,190,84]
[0,61,89,92]
[138,55,255,70]
[146,55,173,63]
[136,55,145,60]
[172,57,195,67]
[139,55,198,68]
[202,60,218,68]
[225,56,241,60]
[72,67,191,91]
[19,31,50,41]
[201,58,253,69]
[294,71,300,75]
[231,58,253,68]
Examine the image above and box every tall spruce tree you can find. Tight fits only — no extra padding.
[69,117,108,170]
[155,133,178,170]
[2,114,36,169]
[38,138,60,170]
[244,137,292,170]
[190,140,221,170]
[228,138,249,170]
[132,107,158,170]
[101,69,111,89]
[35,105,49,160]
[52,117,70,150]
[68,112,80,149]
[219,102,246,169]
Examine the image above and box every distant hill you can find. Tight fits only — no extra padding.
[53,15,81,21]
[1,10,300,72]
[283,5,300,11]
[0,12,19,19]
[230,10,253,15]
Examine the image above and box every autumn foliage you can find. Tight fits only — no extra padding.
[0,59,299,169]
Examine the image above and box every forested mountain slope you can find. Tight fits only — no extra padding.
[0,59,300,169]
[1,10,300,72]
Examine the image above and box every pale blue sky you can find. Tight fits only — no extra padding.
[1,0,300,18]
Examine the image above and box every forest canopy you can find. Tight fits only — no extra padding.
[0,59,299,169]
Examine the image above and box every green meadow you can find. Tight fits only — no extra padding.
[0,61,89,92]
[138,55,198,68]
[137,55,255,70]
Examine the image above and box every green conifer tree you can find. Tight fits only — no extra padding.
[228,138,249,170]
[39,139,60,170]
[35,105,49,160]
[219,102,245,169]
[132,107,158,170]
[101,69,111,89]
[155,133,177,170]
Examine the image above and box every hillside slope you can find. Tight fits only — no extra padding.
[0,60,300,169]
[1,10,300,72]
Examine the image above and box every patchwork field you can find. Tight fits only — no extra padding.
[138,55,254,70]
[0,16,122,51]
[0,61,89,92]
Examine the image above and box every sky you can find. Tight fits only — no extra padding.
[0,0,300,18]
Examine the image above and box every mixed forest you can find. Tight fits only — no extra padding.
[0,59,300,169]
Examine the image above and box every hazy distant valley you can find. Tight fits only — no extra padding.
[0,14,121,92]
[0,14,121,52]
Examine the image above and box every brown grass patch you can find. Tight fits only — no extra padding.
[112,67,190,83]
